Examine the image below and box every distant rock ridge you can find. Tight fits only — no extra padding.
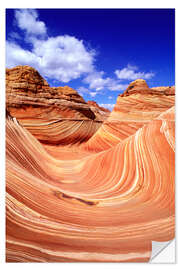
[87,100,110,113]
[120,79,175,97]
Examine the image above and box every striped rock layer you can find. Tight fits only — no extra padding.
[6,66,109,145]
[6,67,175,262]
[6,105,175,262]
[83,79,175,152]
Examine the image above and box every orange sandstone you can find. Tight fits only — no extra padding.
[6,67,175,262]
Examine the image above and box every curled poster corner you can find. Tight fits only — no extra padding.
[150,239,175,263]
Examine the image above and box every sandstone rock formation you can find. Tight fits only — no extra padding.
[6,66,106,145]
[87,100,110,113]
[83,79,175,152]
[6,67,175,262]
[6,106,175,262]
[121,79,175,96]
[87,100,110,121]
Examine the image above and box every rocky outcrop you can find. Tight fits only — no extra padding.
[6,66,105,145]
[87,100,110,121]
[87,100,110,113]
[6,65,86,105]
[120,79,175,97]
[83,79,175,152]
[151,86,175,95]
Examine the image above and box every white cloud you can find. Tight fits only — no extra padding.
[115,64,154,80]
[77,87,98,98]
[77,86,89,93]
[6,10,95,83]
[77,86,89,96]
[99,103,115,111]
[9,31,22,41]
[7,10,155,92]
[108,82,128,91]
[83,71,128,92]
[108,96,113,99]
[89,92,97,97]
[6,41,40,67]
[32,36,95,82]
[15,9,47,36]
[83,71,111,90]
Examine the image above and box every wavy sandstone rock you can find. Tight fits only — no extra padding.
[83,79,175,152]
[6,105,175,262]
[6,66,175,262]
[6,66,105,145]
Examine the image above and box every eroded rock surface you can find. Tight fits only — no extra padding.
[6,66,106,145]
[6,67,175,262]
[6,106,175,262]
[83,79,175,152]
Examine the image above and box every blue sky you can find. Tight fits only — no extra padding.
[6,9,175,110]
